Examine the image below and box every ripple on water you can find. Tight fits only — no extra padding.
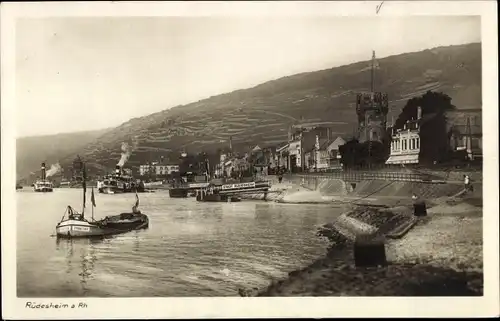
[17,190,343,297]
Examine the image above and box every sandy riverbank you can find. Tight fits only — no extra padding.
[241,193,483,296]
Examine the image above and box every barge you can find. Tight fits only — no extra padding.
[195,180,271,202]
[56,161,148,239]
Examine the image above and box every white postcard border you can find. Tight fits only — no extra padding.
[1,1,498,319]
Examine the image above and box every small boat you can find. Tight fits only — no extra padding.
[16,184,23,190]
[55,159,148,239]
[58,180,72,188]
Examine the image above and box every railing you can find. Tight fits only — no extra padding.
[288,171,437,183]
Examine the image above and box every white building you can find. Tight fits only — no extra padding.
[139,164,152,176]
[275,143,290,169]
[288,139,302,168]
[386,120,421,165]
[139,164,179,176]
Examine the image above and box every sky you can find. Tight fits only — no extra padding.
[15,16,480,137]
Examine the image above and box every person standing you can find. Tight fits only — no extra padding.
[464,175,472,192]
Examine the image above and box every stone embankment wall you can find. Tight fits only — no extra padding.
[242,173,473,203]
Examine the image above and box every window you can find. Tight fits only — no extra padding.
[416,138,420,149]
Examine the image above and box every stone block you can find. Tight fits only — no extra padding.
[413,201,427,216]
[354,234,387,268]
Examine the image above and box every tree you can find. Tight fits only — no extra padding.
[394,91,456,164]
[338,139,360,168]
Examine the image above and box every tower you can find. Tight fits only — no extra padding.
[356,51,388,144]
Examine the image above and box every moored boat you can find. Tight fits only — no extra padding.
[55,159,149,239]
[196,190,241,202]
[195,180,269,202]
[56,207,149,238]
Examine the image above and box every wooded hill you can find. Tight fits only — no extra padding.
[17,42,481,180]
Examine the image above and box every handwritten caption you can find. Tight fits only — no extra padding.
[26,302,88,309]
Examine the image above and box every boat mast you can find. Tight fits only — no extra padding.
[371,50,376,92]
[82,161,87,216]
[91,187,95,221]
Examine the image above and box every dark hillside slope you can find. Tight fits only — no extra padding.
[18,43,481,178]
[16,129,109,181]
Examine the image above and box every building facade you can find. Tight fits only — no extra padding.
[139,164,179,176]
[386,119,421,165]
[448,111,482,161]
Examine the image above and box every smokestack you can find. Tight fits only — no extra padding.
[115,165,121,176]
[41,162,46,180]
[417,106,422,120]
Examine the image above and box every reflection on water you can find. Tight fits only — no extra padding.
[55,238,99,295]
[17,189,343,297]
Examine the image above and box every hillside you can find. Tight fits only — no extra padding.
[16,129,109,181]
[19,43,481,178]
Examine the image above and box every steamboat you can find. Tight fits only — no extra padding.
[33,163,54,192]
[97,165,145,194]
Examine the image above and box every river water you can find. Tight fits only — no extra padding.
[17,188,344,297]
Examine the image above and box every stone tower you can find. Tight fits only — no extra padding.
[356,51,388,144]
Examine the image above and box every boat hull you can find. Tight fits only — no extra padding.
[99,187,120,194]
[55,214,149,239]
[169,188,189,198]
[34,187,53,192]
[101,213,149,230]
[196,193,241,202]
[56,221,108,238]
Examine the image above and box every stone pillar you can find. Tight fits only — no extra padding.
[413,200,427,217]
[354,234,387,268]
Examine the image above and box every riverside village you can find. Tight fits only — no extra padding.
[14,20,484,299]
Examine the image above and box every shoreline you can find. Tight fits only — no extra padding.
[239,192,483,297]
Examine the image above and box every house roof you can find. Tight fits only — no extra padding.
[317,137,330,150]
[322,136,347,150]
[251,145,262,152]
[276,142,290,152]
